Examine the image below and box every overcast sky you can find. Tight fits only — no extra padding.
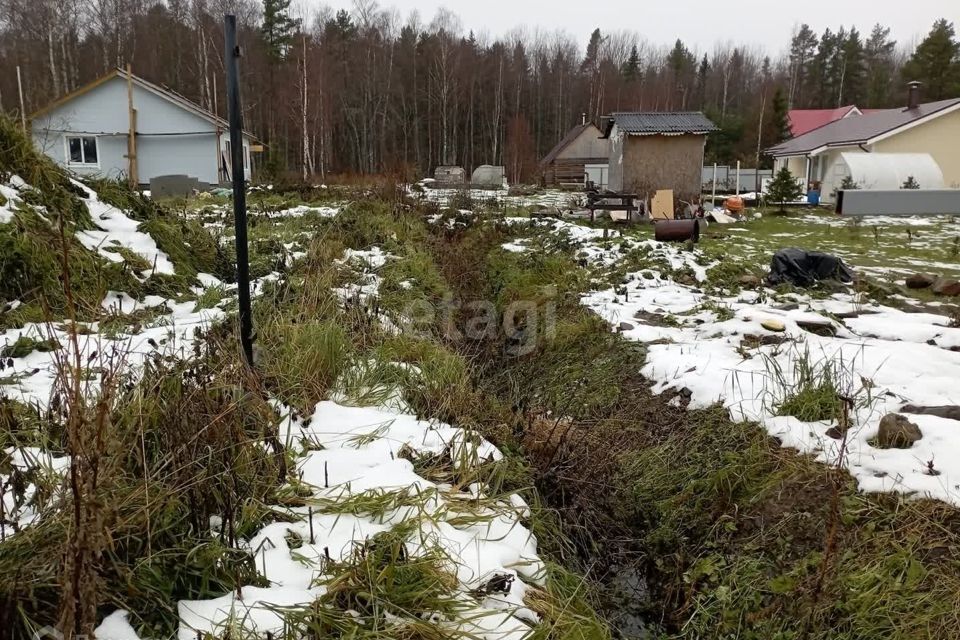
[310,0,954,56]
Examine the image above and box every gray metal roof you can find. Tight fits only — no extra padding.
[602,111,718,137]
[767,98,960,157]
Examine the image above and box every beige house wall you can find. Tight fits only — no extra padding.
[872,107,960,188]
[774,155,809,181]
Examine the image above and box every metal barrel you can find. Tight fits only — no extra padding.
[654,219,701,243]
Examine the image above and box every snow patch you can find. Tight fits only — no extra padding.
[580,239,960,507]
[73,180,175,276]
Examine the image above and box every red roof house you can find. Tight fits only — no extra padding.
[787,105,862,136]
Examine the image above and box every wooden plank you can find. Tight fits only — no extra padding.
[126,64,138,188]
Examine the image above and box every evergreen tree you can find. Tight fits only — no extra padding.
[325,9,357,41]
[667,39,696,108]
[804,28,836,107]
[760,56,772,82]
[622,45,640,80]
[581,28,602,73]
[695,54,709,107]
[261,0,298,63]
[766,165,804,211]
[840,27,866,106]
[769,86,791,143]
[825,27,847,105]
[667,39,695,75]
[902,176,920,189]
[789,24,819,106]
[902,19,960,100]
[865,24,896,106]
[839,175,859,190]
[704,108,744,163]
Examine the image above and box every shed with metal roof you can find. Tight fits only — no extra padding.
[601,111,718,204]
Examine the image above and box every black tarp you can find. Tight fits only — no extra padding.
[766,248,854,287]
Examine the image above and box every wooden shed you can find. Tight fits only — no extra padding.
[539,122,610,188]
[602,112,718,203]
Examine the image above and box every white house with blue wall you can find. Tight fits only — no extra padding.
[31,68,257,187]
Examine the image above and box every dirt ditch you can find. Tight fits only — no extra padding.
[424,215,960,639]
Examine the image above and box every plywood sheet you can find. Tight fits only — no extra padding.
[651,189,674,220]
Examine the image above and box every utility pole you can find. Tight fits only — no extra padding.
[16,66,26,131]
[225,14,254,367]
[755,90,766,195]
[711,163,717,208]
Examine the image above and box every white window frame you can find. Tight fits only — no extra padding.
[64,135,100,168]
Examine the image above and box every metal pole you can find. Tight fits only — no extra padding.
[225,15,254,366]
[16,66,26,131]
[711,163,717,207]
[735,160,741,197]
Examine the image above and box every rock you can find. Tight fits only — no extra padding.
[774,302,800,312]
[796,318,837,337]
[931,278,960,296]
[875,413,923,449]
[901,404,960,422]
[618,321,635,332]
[825,426,845,440]
[761,319,786,332]
[738,274,761,287]
[905,273,936,289]
[743,333,788,347]
[834,310,866,319]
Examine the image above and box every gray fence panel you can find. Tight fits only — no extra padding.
[702,166,772,192]
[837,190,960,215]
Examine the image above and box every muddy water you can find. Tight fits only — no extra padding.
[602,563,656,638]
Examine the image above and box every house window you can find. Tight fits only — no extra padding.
[67,136,98,165]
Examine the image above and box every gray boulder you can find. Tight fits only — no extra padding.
[875,413,923,449]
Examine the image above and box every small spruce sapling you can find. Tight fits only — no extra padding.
[765,166,804,212]
[832,174,860,198]
[840,175,859,190]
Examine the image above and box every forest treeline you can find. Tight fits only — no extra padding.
[2,0,959,181]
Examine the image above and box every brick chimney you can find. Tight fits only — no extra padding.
[907,81,922,110]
